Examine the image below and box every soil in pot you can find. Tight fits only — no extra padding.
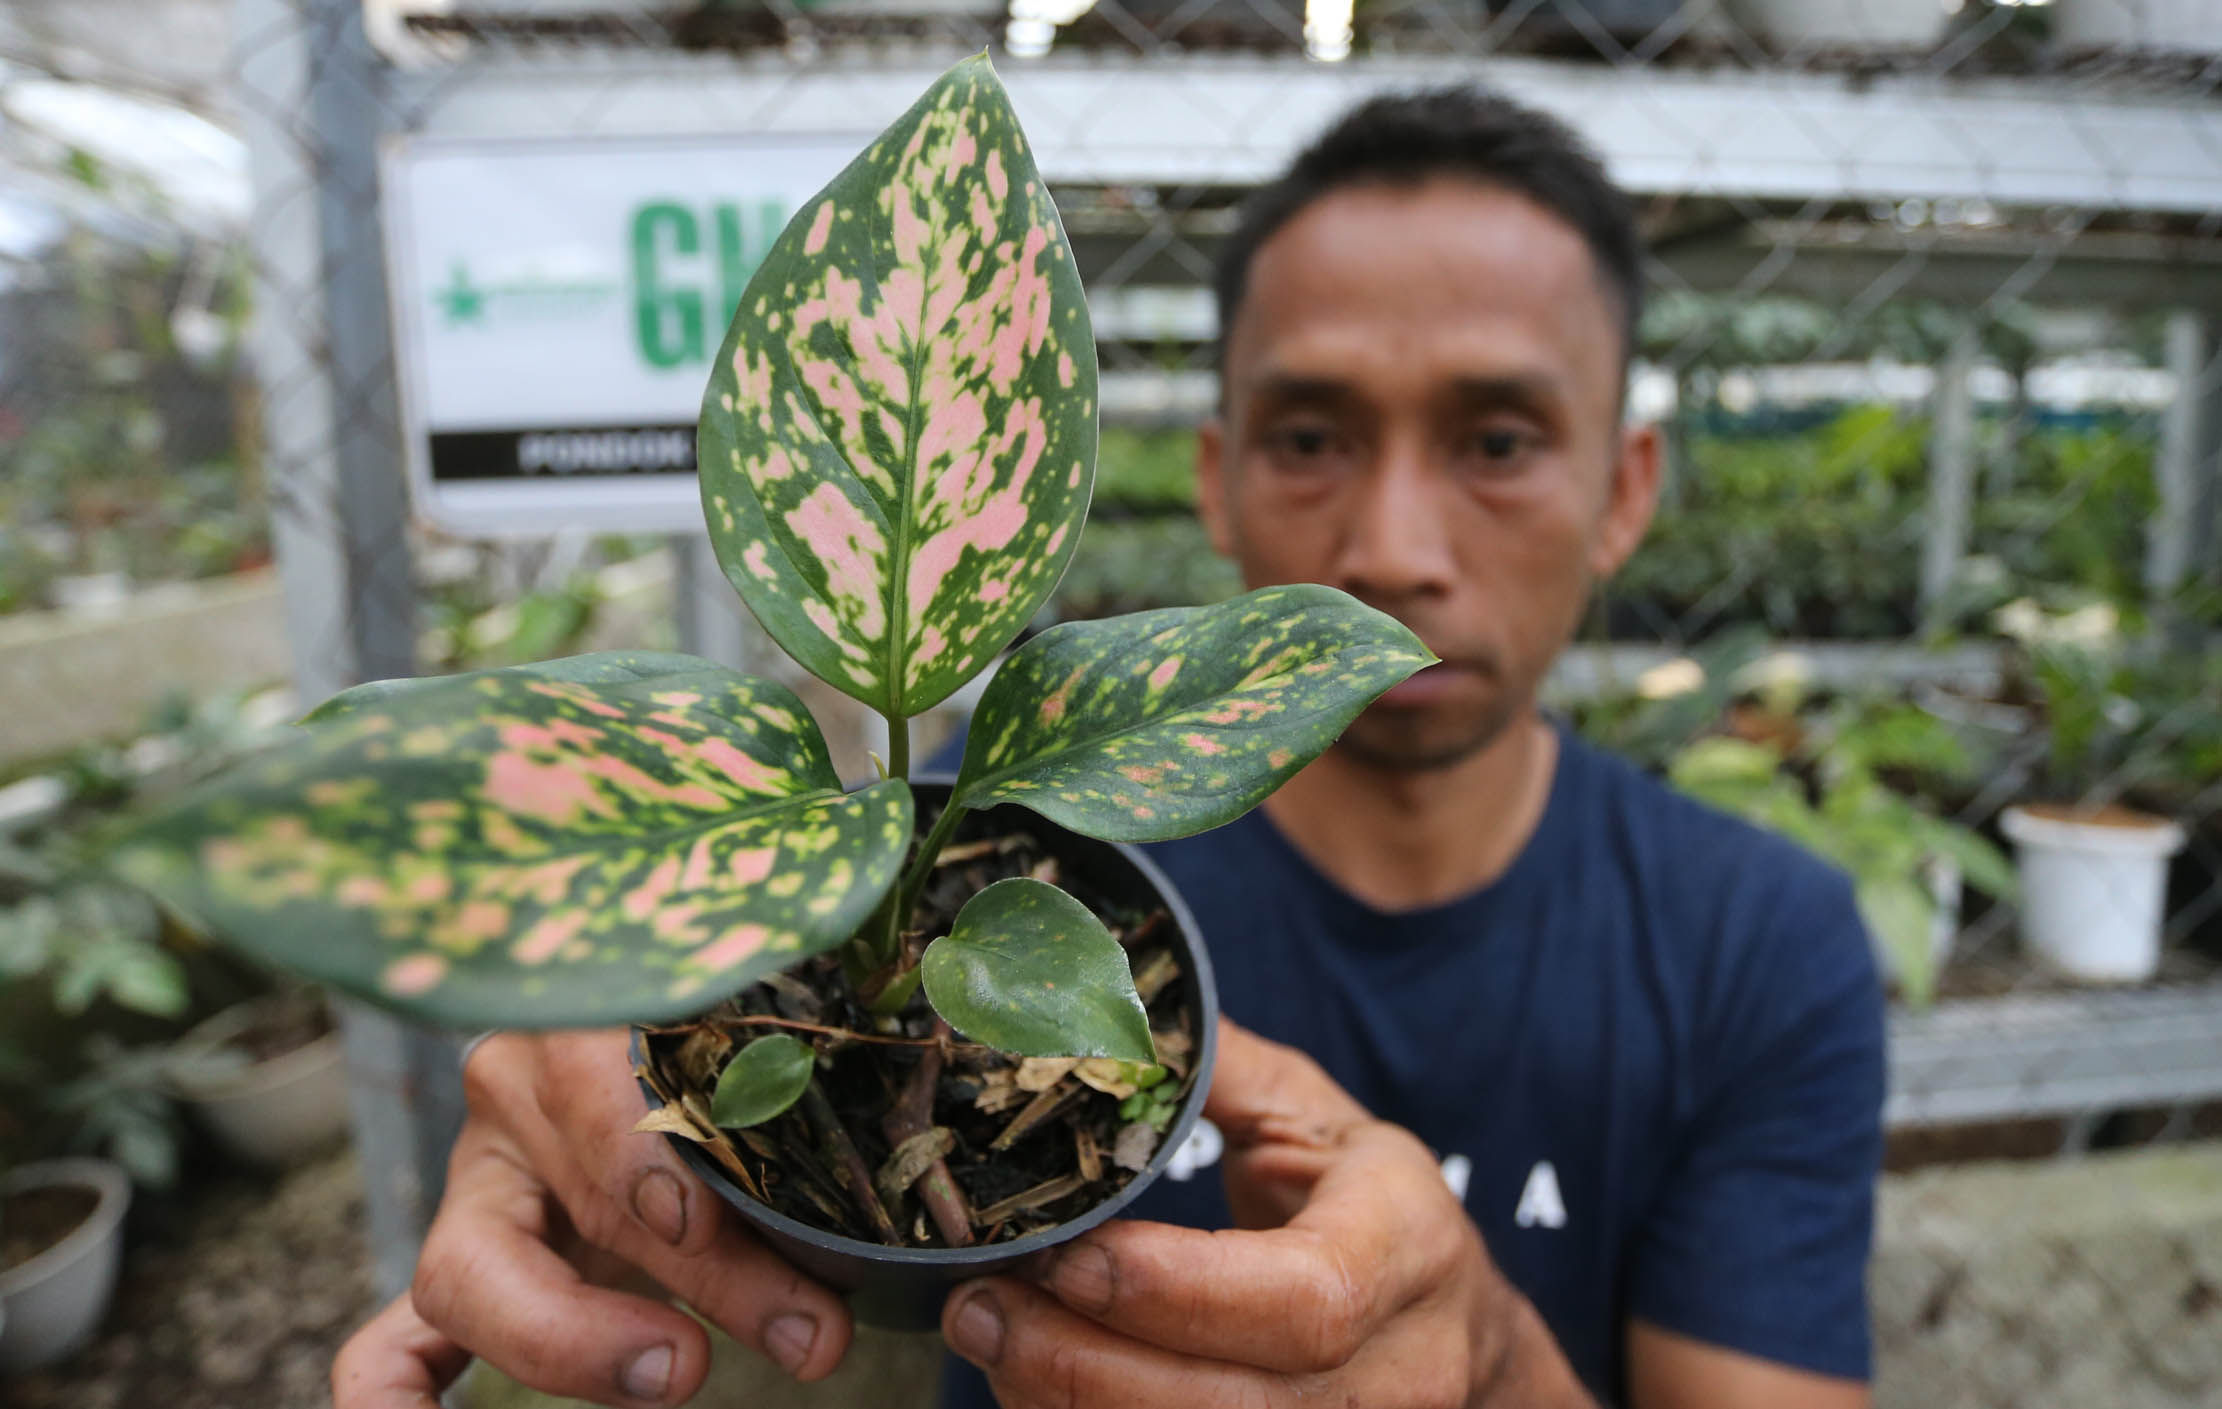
[639,803,1201,1252]
[1,1187,99,1275]
[2017,800,2176,831]
[213,990,333,1065]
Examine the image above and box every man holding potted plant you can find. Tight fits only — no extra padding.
[334,87,1882,1409]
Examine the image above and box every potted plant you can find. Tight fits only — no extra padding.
[0,1154,132,1375]
[108,56,1430,1329]
[1665,684,2017,1007]
[0,842,181,1375]
[1994,600,2196,983]
[166,985,349,1168]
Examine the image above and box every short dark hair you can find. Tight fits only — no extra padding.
[1213,87,1644,382]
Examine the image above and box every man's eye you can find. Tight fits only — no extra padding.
[1276,426,1335,458]
[1462,427,1532,468]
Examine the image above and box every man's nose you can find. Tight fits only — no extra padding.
[1333,440,1456,605]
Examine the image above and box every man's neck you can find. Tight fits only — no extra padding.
[1261,709,1560,913]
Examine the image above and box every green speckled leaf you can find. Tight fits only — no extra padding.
[951,584,1433,842]
[711,1033,815,1127]
[302,652,719,725]
[920,878,1152,1062]
[699,53,1096,718]
[111,653,914,1029]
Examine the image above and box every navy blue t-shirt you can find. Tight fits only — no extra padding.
[937,725,1885,1407]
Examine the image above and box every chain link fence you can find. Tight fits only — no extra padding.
[4,0,2222,1402]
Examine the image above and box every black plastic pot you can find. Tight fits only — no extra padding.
[633,779,1219,1332]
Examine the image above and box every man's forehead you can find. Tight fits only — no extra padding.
[1222,180,1621,405]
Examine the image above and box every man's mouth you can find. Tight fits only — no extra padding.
[1377,659,1486,708]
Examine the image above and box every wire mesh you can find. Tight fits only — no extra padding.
[3,0,2221,1402]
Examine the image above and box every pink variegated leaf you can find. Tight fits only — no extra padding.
[951,585,1433,842]
[699,53,1095,719]
[111,654,913,1029]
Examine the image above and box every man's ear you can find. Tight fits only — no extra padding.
[1589,421,1661,581]
[1195,417,1237,560]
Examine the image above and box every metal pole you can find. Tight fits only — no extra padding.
[236,0,461,1302]
[1920,321,1980,624]
[671,533,759,671]
[2149,311,2203,605]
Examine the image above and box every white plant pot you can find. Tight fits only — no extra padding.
[170,995,350,1167]
[2001,803,2187,984]
[0,1159,132,1375]
[1727,0,1954,50]
[2052,0,2220,55]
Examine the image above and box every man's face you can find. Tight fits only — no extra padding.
[1198,178,1658,773]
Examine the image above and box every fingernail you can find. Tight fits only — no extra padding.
[949,1288,1005,1367]
[1048,1242,1114,1314]
[631,1169,687,1247]
[764,1312,817,1375]
[621,1343,673,1402]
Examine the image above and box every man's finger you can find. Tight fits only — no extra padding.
[528,1030,726,1260]
[331,1293,473,1409]
[412,1130,716,1408]
[945,1275,1292,1409]
[467,1032,856,1382]
[1021,1123,1461,1374]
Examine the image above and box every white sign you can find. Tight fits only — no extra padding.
[380,133,867,536]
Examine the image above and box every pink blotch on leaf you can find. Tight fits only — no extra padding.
[803,201,836,256]
[1132,804,1155,820]
[680,836,717,891]
[696,736,780,793]
[512,911,587,966]
[485,752,612,826]
[690,923,772,972]
[743,541,776,580]
[1183,733,1226,757]
[337,875,389,907]
[986,149,1008,201]
[455,901,509,943]
[381,954,449,998]
[407,872,452,904]
[623,855,683,922]
[1057,352,1075,389]
[1046,523,1067,556]
[979,579,1009,603]
[1148,658,1181,691]
[1120,764,1165,785]
[728,846,776,886]
[1269,750,1295,769]
[785,483,888,637]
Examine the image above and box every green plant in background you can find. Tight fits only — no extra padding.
[1666,698,2016,1007]
[113,59,1428,1129]
[1997,597,2222,807]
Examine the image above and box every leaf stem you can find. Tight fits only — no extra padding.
[865,712,915,968]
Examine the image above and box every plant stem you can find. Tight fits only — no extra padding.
[886,712,911,782]
[800,1080,900,1244]
[721,1013,984,1051]
[883,1021,973,1247]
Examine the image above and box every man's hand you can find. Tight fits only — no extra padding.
[939,1019,1595,1409]
[330,1029,852,1409]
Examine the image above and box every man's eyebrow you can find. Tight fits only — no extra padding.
[1244,373,1357,407]
[1443,373,1567,412]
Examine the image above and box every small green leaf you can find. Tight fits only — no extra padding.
[1857,874,1938,1008]
[951,585,1433,842]
[700,53,1096,717]
[710,1034,815,1128]
[920,877,1154,1061]
[112,653,915,1029]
